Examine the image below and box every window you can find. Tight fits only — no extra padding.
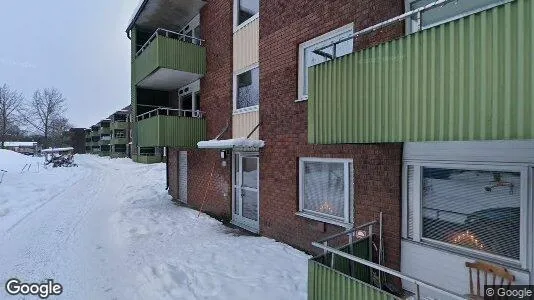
[298,158,354,226]
[233,65,259,113]
[114,130,125,139]
[297,24,354,101]
[234,0,259,29]
[406,0,506,33]
[405,163,529,265]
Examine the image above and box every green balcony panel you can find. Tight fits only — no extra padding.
[111,122,128,131]
[133,35,206,90]
[308,239,400,300]
[131,154,162,164]
[99,128,111,135]
[110,152,127,158]
[111,137,128,145]
[308,0,534,144]
[137,116,206,148]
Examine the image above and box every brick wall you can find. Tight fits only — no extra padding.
[69,128,87,154]
[167,0,234,220]
[258,0,405,272]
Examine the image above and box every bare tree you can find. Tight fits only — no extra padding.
[49,117,72,147]
[0,84,24,148]
[22,88,67,148]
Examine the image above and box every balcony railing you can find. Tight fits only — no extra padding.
[135,107,206,148]
[309,216,466,300]
[136,28,204,58]
[132,28,206,87]
[136,107,205,121]
[308,0,533,144]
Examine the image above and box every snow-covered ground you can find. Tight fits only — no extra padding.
[0,152,309,299]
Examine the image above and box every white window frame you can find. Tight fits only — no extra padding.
[405,0,513,34]
[233,63,259,115]
[233,0,260,32]
[297,157,354,228]
[297,23,354,102]
[403,161,530,269]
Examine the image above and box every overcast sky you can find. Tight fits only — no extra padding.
[0,0,139,128]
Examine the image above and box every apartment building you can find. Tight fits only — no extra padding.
[89,124,100,154]
[85,106,133,158]
[128,0,533,298]
[110,109,131,158]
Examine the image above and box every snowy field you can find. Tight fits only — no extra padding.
[0,151,309,299]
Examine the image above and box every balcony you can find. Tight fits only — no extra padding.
[111,137,128,145]
[133,29,206,91]
[309,220,465,300]
[132,154,163,164]
[136,108,206,148]
[99,127,110,135]
[110,122,128,131]
[308,0,533,144]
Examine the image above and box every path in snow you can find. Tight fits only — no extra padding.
[0,154,309,300]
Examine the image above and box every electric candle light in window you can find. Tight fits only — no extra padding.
[450,230,485,250]
[318,201,334,214]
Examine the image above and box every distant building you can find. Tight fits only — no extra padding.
[68,128,87,154]
[4,142,40,155]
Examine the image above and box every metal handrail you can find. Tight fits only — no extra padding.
[312,242,466,300]
[313,0,454,58]
[313,215,466,300]
[135,28,205,57]
[136,107,205,121]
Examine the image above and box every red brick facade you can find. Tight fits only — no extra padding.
[258,0,405,270]
[167,0,234,220]
[167,0,405,271]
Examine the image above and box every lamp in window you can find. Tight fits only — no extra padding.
[318,200,334,214]
[449,230,485,250]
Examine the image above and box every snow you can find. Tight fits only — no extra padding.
[0,149,42,173]
[41,147,74,153]
[0,154,309,299]
[198,138,265,149]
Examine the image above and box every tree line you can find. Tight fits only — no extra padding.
[0,84,71,149]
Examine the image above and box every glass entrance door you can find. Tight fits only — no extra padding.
[233,153,259,232]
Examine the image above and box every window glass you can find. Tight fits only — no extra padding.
[236,67,259,110]
[301,29,353,97]
[302,161,351,221]
[421,167,520,259]
[410,0,502,31]
[238,0,259,25]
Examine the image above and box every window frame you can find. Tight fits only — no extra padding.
[233,63,260,115]
[404,0,514,34]
[402,161,530,269]
[297,23,354,102]
[233,0,260,32]
[298,157,354,228]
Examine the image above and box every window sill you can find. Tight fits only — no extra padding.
[294,97,308,103]
[233,106,259,115]
[295,212,352,229]
[402,238,525,271]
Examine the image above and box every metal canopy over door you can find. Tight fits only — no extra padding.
[179,151,188,203]
[233,153,259,233]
